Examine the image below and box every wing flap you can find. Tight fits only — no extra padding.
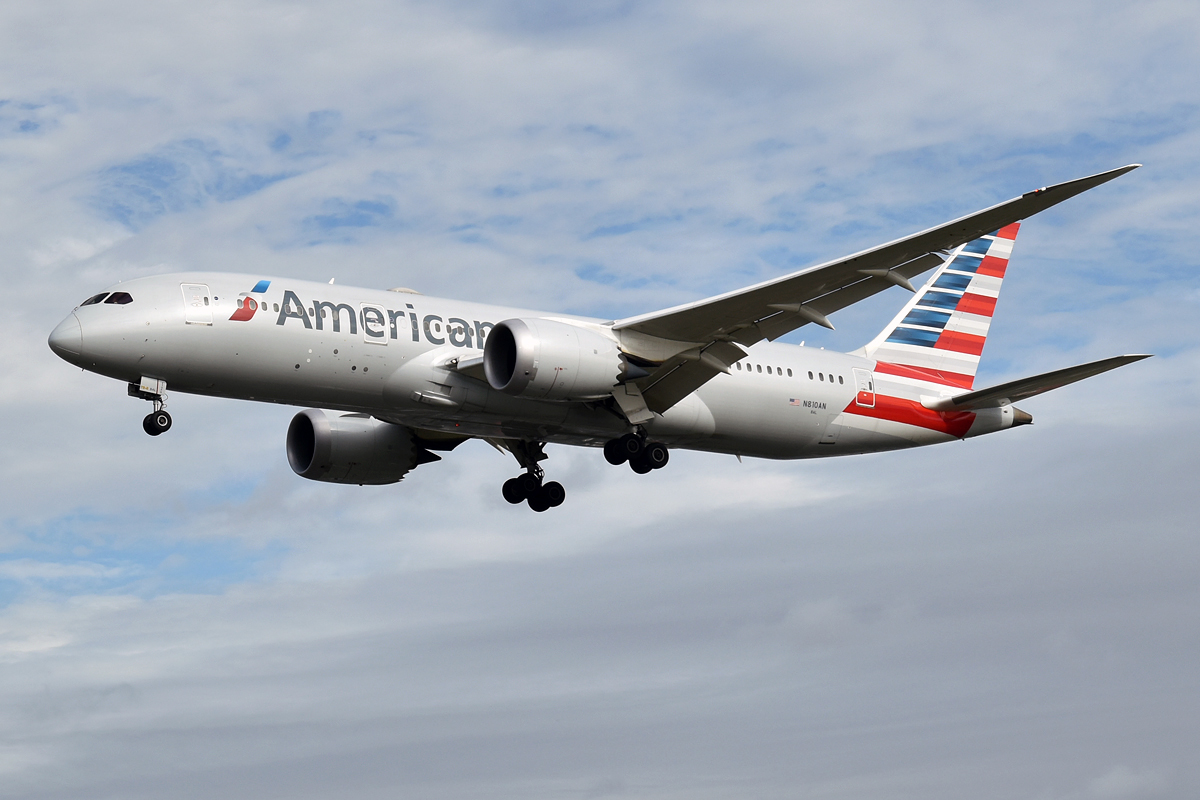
[639,341,747,413]
[922,354,1151,411]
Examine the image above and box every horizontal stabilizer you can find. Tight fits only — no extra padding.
[922,354,1151,411]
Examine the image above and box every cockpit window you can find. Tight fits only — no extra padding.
[80,293,109,306]
[104,292,134,305]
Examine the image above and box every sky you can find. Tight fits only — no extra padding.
[2,1,1199,798]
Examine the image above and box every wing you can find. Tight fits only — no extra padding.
[921,354,1151,411]
[616,164,1140,414]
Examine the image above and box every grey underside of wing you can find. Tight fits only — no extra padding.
[615,164,1140,345]
[938,354,1151,411]
[620,164,1139,414]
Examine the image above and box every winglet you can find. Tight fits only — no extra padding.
[1022,164,1141,199]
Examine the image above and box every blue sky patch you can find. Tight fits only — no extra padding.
[584,212,686,239]
[305,197,398,231]
[0,95,74,137]
[95,138,294,229]
[575,263,618,285]
[1,507,286,606]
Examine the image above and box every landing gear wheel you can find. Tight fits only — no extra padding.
[618,433,644,461]
[518,472,542,499]
[143,410,172,436]
[644,441,669,470]
[542,481,566,508]
[603,438,627,465]
[502,477,526,504]
[629,456,653,474]
[503,441,565,511]
[527,488,551,512]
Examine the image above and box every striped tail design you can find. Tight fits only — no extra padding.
[862,223,1019,390]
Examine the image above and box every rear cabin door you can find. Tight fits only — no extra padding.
[853,368,876,408]
[181,283,213,326]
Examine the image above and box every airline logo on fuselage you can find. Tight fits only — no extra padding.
[274,289,495,348]
[229,280,272,322]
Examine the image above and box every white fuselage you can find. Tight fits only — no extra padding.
[51,273,1018,460]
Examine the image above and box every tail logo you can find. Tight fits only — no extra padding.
[862,224,1020,390]
[228,280,271,321]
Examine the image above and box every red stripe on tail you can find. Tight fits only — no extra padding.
[955,292,997,317]
[934,330,986,356]
[977,256,1008,278]
[874,361,975,389]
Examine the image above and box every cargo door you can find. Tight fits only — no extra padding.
[819,413,843,444]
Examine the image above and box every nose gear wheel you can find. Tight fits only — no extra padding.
[130,381,172,436]
[143,410,172,436]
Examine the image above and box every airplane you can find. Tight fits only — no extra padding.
[48,164,1149,511]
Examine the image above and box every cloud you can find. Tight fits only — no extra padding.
[1087,765,1170,799]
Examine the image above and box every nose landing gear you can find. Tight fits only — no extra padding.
[604,432,669,473]
[129,379,171,436]
[142,409,173,436]
[499,440,566,512]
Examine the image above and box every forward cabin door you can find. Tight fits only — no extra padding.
[853,368,875,408]
[181,283,212,326]
[360,303,389,345]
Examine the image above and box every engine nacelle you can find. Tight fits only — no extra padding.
[483,318,626,401]
[286,409,422,485]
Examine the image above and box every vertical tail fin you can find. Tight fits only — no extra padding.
[861,223,1020,390]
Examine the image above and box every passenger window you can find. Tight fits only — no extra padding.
[756,364,762,373]
[273,303,280,312]
[838,376,844,384]
[808,371,813,379]
[767,366,772,375]
[203,296,209,305]
[80,293,108,306]
[104,292,133,305]
[819,373,825,381]
[787,369,793,377]
[777,366,782,376]
[736,362,742,371]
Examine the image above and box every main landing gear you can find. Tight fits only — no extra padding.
[603,432,669,474]
[129,380,172,436]
[501,440,566,512]
[502,472,566,512]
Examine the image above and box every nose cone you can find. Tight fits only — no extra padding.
[48,313,83,362]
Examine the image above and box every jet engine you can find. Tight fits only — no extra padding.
[286,409,425,485]
[483,318,628,401]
